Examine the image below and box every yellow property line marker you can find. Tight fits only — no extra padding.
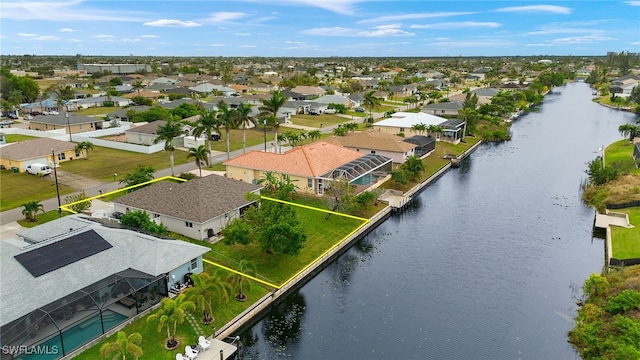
[60,176,186,213]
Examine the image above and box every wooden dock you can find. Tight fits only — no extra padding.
[193,338,237,360]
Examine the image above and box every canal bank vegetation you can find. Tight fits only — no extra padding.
[569,267,640,359]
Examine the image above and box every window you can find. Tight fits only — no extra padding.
[185,221,193,228]
[57,153,66,160]
[400,128,405,132]
[190,258,198,270]
[307,179,312,188]
[79,124,83,129]
[441,110,445,114]
[75,150,80,157]
[154,214,160,218]
[370,150,376,154]
[90,123,94,128]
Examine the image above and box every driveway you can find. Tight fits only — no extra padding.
[55,170,106,189]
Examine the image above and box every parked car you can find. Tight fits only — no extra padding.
[8,113,19,119]
[309,109,320,115]
[25,163,52,176]
[355,106,366,112]
[24,115,33,120]
[324,108,337,114]
[30,111,42,116]
[0,120,14,126]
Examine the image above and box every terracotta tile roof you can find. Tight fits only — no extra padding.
[113,175,261,223]
[224,141,363,178]
[324,130,416,153]
[0,137,75,161]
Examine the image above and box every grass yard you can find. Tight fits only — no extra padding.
[611,207,640,259]
[0,170,75,211]
[207,202,366,286]
[18,209,73,227]
[76,107,121,117]
[4,134,36,143]
[58,145,192,181]
[288,114,351,128]
[605,139,640,174]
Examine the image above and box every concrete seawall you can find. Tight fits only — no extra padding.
[215,139,484,340]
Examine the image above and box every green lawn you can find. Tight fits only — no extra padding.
[18,209,74,227]
[59,145,192,181]
[207,202,366,286]
[605,139,640,174]
[288,114,351,128]
[0,170,75,211]
[611,207,640,259]
[76,107,121,117]
[4,134,36,143]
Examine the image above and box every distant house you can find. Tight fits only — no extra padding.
[324,130,417,163]
[373,111,463,143]
[106,105,152,122]
[0,137,77,172]
[289,86,326,97]
[113,175,261,240]
[188,83,216,94]
[224,141,392,195]
[313,95,355,109]
[150,76,179,85]
[125,120,175,146]
[422,101,464,116]
[29,113,104,134]
[610,77,638,98]
[0,214,209,357]
[72,96,131,109]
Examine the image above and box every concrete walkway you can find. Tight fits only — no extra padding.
[595,212,634,229]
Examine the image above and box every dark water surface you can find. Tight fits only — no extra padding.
[237,82,637,359]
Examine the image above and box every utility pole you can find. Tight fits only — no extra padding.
[52,149,62,217]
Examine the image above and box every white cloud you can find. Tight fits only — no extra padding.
[632,41,640,45]
[358,24,414,37]
[140,35,158,38]
[239,45,256,48]
[430,40,517,48]
[143,19,201,27]
[411,22,501,29]
[624,1,640,5]
[525,43,552,47]
[495,5,571,14]
[32,35,60,41]
[235,33,251,36]
[551,35,614,45]
[122,38,142,42]
[218,27,227,30]
[205,12,246,22]
[358,12,475,24]
[58,28,75,32]
[92,34,115,38]
[303,24,413,37]
[68,38,82,42]
[302,27,356,36]
[210,44,225,47]
[0,1,146,22]
[290,0,363,15]
[18,33,37,37]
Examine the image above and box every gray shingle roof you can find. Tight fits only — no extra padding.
[113,175,262,223]
[125,120,167,135]
[29,113,100,126]
[1,215,209,326]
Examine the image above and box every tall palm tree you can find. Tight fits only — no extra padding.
[153,118,187,176]
[99,331,143,360]
[133,80,143,95]
[618,123,639,142]
[184,273,231,325]
[147,294,195,349]
[226,259,256,302]
[235,102,256,153]
[363,90,381,126]
[193,109,220,165]
[21,200,44,222]
[74,141,94,160]
[216,100,238,160]
[259,90,287,153]
[410,123,427,136]
[187,145,210,177]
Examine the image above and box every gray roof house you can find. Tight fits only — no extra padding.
[113,175,262,240]
[422,101,464,116]
[125,120,184,146]
[0,215,209,358]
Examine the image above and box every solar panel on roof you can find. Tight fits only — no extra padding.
[14,230,112,277]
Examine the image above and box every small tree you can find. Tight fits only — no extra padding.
[403,155,426,180]
[184,272,231,324]
[121,165,155,190]
[147,294,196,350]
[64,191,91,213]
[99,331,143,360]
[74,141,94,160]
[225,259,256,302]
[21,200,44,222]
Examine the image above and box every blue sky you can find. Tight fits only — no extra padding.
[1,1,639,57]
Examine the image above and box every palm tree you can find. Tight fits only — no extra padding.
[410,123,427,136]
[363,90,381,126]
[226,259,256,302]
[147,294,195,349]
[216,100,238,160]
[259,90,287,153]
[184,273,231,325]
[153,118,187,176]
[618,123,639,142]
[99,331,143,360]
[74,141,94,160]
[427,124,444,140]
[235,102,256,153]
[187,145,210,177]
[193,109,221,165]
[403,155,426,180]
[306,129,322,142]
[21,200,44,222]
[133,80,143,95]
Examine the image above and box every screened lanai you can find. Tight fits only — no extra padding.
[0,269,166,360]
[323,153,392,189]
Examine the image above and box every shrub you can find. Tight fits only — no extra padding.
[605,290,640,314]
[102,101,115,107]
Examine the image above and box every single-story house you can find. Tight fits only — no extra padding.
[403,135,436,157]
[188,83,216,94]
[313,95,355,109]
[125,120,187,146]
[0,215,209,359]
[29,113,104,134]
[113,175,262,240]
[224,141,392,195]
[374,112,448,137]
[422,101,464,116]
[290,86,326,97]
[72,96,131,109]
[610,78,638,98]
[324,130,417,163]
[106,105,152,122]
[0,137,77,172]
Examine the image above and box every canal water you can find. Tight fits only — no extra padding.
[237,82,637,359]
